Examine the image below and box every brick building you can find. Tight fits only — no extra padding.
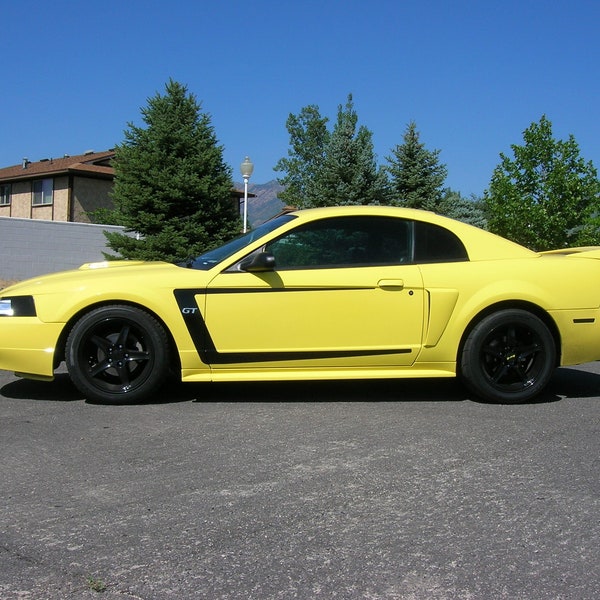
[0,151,115,223]
[0,150,253,224]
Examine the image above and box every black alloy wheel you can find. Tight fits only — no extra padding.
[66,305,170,404]
[460,309,556,403]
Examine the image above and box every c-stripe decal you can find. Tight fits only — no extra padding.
[173,288,411,365]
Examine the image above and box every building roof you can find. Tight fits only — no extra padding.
[0,151,115,183]
[0,149,255,197]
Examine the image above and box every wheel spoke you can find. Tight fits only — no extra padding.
[89,358,113,377]
[90,334,111,353]
[517,342,541,361]
[512,363,531,384]
[490,363,510,383]
[116,324,131,347]
[506,325,518,346]
[482,344,503,360]
[114,363,132,388]
[127,350,150,363]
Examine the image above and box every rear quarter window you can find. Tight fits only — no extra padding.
[414,221,468,263]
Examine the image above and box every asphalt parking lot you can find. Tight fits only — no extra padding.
[1,365,599,599]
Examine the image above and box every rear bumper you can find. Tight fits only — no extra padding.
[550,308,600,365]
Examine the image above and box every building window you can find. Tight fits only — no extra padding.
[32,178,53,205]
[0,184,10,205]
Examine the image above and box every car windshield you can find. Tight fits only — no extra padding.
[181,214,297,270]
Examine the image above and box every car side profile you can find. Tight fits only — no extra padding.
[2,205,600,404]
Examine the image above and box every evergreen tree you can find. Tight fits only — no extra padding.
[438,189,487,229]
[276,95,387,208]
[105,79,240,262]
[315,95,387,206]
[386,121,447,210]
[274,105,329,208]
[484,115,600,250]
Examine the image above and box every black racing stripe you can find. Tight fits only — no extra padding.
[174,289,214,362]
[205,286,375,294]
[173,288,411,365]
[204,347,411,365]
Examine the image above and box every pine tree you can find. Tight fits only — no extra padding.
[386,122,447,210]
[438,189,487,229]
[315,95,387,206]
[105,80,240,262]
[276,95,387,208]
[274,105,329,208]
[484,115,600,250]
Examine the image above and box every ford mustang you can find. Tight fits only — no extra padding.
[2,205,600,404]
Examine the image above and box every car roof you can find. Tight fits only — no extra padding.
[286,205,537,261]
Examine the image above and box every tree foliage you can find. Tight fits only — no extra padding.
[484,115,600,250]
[275,95,387,208]
[105,79,240,262]
[438,189,487,229]
[274,105,329,208]
[385,121,448,210]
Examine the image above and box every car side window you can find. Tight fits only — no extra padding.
[414,221,468,263]
[265,216,412,269]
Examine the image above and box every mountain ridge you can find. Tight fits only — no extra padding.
[235,180,286,226]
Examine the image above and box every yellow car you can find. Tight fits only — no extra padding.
[2,205,600,404]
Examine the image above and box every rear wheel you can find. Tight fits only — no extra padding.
[66,305,170,404]
[460,309,556,403]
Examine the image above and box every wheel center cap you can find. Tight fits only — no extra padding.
[108,345,127,361]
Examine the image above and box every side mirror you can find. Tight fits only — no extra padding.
[240,252,276,272]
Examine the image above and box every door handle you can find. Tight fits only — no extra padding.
[377,279,405,290]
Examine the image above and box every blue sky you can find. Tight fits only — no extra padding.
[2,0,598,196]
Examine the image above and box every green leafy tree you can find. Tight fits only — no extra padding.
[386,121,448,210]
[105,79,240,262]
[484,115,600,250]
[276,95,387,208]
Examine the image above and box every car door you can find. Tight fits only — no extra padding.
[203,216,425,370]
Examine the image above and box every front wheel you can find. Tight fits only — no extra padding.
[460,309,556,404]
[66,305,170,404]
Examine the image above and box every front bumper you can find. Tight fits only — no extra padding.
[0,318,64,378]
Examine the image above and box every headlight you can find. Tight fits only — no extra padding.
[0,299,13,316]
[0,296,36,317]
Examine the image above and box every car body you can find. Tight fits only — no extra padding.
[2,205,600,404]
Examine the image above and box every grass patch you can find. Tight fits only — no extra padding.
[86,576,107,593]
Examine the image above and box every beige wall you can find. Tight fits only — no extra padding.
[72,176,113,223]
[50,176,69,220]
[0,180,31,218]
[0,175,112,222]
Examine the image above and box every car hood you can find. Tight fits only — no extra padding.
[1,260,203,296]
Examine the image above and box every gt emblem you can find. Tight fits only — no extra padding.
[182,307,199,314]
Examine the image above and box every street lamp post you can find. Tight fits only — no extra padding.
[240,156,254,233]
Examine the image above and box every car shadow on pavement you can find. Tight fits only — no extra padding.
[1,365,598,405]
[0,373,84,402]
[181,367,595,404]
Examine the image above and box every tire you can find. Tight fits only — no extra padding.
[66,305,170,404]
[460,309,556,404]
